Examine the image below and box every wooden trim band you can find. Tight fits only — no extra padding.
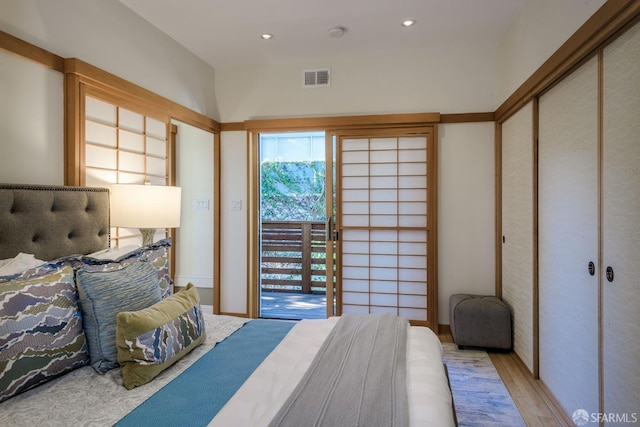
[226,112,493,131]
[440,112,495,123]
[221,122,245,132]
[0,31,64,73]
[244,112,441,131]
[0,30,65,72]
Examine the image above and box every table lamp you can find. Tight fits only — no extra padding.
[110,183,181,246]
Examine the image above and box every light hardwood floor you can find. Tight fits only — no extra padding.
[438,329,573,427]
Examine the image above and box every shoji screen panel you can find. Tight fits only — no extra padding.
[84,95,170,246]
[339,131,433,325]
[538,55,599,416]
[602,21,640,418]
[501,102,535,372]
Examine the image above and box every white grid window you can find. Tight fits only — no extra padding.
[84,96,169,246]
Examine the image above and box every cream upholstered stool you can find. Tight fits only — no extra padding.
[449,294,512,350]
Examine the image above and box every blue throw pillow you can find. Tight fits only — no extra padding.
[75,261,162,374]
[80,239,173,299]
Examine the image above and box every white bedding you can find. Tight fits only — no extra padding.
[0,315,454,427]
[211,317,455,427]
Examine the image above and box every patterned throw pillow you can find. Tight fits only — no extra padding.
[80,239,173,299]
[75,261,163,374]
[0,265,89,403]
[116,283,206,389]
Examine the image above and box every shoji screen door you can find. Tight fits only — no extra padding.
[335,127,437,328]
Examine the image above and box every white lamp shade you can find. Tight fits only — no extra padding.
[110,184,181,229]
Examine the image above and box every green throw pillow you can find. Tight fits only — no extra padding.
[116,283,206,389]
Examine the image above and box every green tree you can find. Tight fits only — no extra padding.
[260,160,325,220]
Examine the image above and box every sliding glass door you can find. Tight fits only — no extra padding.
[257,131,335,320]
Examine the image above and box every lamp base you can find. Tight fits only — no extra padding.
[139,228,156,247]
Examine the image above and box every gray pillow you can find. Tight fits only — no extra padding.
[76,261,162,373]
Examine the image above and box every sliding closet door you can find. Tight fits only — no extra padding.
[501,102,534,372]
[601,22,640,418]
[337,128,436,328]
[538,56,599,415]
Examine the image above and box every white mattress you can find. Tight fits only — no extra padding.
[211,317,455,427]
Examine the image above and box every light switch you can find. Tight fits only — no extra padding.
[194,199,210,211]
[230,199,242,211]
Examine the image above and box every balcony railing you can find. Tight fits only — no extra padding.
[261,220,327,294]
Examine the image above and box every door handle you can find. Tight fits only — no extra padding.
[325,216,332,242]
[606,266,614,283]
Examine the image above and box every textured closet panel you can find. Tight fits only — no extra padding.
[538,56,599,416]
[501,101,534,371]
[602,21,640,418]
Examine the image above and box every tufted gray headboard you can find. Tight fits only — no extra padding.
[0,184,110,261]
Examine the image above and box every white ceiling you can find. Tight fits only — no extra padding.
[118,0,525,70]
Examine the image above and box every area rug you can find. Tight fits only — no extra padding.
[442,343,526,427]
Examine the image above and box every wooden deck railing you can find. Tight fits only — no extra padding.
[261,221,327,294]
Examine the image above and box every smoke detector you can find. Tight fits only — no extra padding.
[328,26,348,38]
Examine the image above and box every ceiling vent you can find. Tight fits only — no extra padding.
[303,68,330,88]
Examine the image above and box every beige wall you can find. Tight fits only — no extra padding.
[438,122,495,324]
[496,0,606,105]
[215,41,498,123]
[174,120,215,305]
[0,0,218,119]
[0,50,64,185]
[219,131,248,314]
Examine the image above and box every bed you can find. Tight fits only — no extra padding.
[0,184,456,426]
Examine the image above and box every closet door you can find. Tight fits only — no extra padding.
[538,56,599,415]
[501,102,534,372]
[602,22,640,418]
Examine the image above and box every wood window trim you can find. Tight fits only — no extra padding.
[65,59,220,132]
[64,59,221,186]
[245,124,438,330]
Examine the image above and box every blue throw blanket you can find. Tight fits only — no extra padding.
[116,319,295,427]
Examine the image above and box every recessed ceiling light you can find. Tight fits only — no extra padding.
[402,19,417,27]
[261,33,274,40]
